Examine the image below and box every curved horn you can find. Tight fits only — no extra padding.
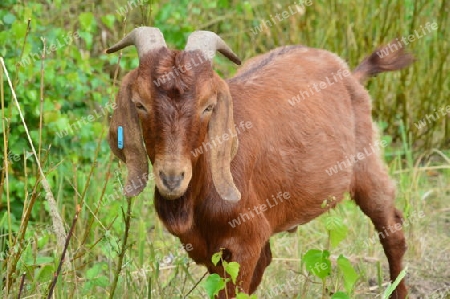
[106,27,167,59]
[184,31,241,65]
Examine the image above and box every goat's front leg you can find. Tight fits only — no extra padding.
[208,244,263,298]
[249,241,272,293]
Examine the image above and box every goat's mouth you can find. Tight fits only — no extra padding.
[157,188,186,200]
[153,156,192,200]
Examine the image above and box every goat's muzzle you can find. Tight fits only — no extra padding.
[153,155,192,200]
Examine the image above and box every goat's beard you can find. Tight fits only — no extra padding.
[158,190,184,200]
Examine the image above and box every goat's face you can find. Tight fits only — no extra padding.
[107,28,242,201]
[135,50,226,200]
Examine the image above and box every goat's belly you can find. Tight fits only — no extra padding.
[270,186,350,234]
[255,152,353,233]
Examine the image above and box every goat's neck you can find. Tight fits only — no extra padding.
[153,154,211,236]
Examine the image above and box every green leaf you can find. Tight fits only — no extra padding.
[225,261,240,284]
[32,256,54,265]
[337,255,359,294]
[3,13,16,25]
[217,0,229,8]
[23,7,33,20]
[37,234,50,248]
[95,276,109,287]
[202,273,226,299]
[383,267,407,299]
[78,31,93,50]
[302,249,331,279]
[243,2,254,19]
[12,22,27,39]
[86,263,104,279]
[331,291,351,299]
[326,215,348,247]
[78,12,96,31]
[101,15,115,30]
[36,264,55,281]
[212,251,222,266]
[236,294,257,299]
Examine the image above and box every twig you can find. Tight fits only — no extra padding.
[17,272,26,299]
[432,148,450,164]
[109,196,133,299]
[0,57,66,251]
[5,151,51,292]
[14,19,31,86]
[80,154,113,247]
[47,205,80,299]
[0,18,30,205]
[78,130,105,208]
[72,215,118,262]
[106,21,133,299]
[0,54,13,296]
[184,271,208,299]
[38,37,46,161]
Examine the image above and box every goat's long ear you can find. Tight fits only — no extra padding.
[109,70,148,197]
[207,78,241,202]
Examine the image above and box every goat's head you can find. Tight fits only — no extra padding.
[106,27,242,201]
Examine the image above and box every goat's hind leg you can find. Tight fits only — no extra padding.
[353,155,407,299]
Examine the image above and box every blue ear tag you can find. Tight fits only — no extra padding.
[118,126,124,149]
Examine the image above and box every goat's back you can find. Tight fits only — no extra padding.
[227,46,367,232]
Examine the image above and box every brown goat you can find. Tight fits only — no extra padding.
[106,27,413,298]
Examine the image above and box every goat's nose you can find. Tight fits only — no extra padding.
[160,171,184,191]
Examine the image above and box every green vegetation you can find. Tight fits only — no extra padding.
[202,250,253,298]
[0,0,449,298]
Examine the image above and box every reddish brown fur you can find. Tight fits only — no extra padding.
[353,39,414,83]
[112,43,413,298]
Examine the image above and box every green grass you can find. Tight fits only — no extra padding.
[1,0,449,298]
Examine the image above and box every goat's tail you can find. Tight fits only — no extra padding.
[352,39,415,84]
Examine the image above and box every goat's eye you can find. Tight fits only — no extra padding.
[203,105,214,114]
[135,103,147,112]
